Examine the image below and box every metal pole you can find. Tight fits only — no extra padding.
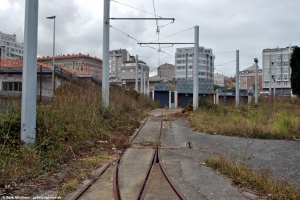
[52,17,55,93]
[274,77,276,97]
[143,71,146,94]
[140,64,143,93]
[236,50,239,106]
[135,55,138,91]
[269,55,271,96]
[193,26,199,110]
[254,58,258,103]
[102,0,110,107]
[40,65,42,102]
[60,67,62,85]
[186,53,188,81]
[21,0,38,145]
[147,78,150,96]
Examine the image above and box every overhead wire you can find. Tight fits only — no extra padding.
[111,0,162,18]
[109,25,174,57]
[149,27,194,43]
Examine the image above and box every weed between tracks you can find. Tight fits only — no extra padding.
[189,99,300,140]
[0,83,159,196]
[206,156,300,199]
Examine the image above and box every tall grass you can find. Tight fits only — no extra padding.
[189,99,300,140]
[0,82,159,185]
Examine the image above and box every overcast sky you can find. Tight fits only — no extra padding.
[1,0,299,77]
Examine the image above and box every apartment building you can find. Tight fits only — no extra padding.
[158,63,175,78]
[109,49,130,82]
[214,73,231,88]
[121,60,149,83]
[175,46,215,81]
[239,64,262,91]
[262,46,294,94]
[0,32,24,60]
[38,53,102,79]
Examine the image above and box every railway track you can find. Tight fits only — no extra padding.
[70,109,185,200]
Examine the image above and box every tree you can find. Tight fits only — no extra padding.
[214,84,221,91]
[290,46,300,96]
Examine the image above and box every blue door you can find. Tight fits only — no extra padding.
[154,91,169,108]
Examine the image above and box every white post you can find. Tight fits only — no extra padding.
[52,18,56,93]
[135,55,138,91]
[140,64,143,93]
[254,58,258,103]
[235,50,239,106]
[143,71,146,94]
[102,0,110,107]
[147,78,149,95]
[21,0,39,145]
[193,26,199,110]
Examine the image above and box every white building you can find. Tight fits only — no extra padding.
[175,46,215,81]
[121,60,149,84]
[262,46,294,95]
[0,31,24,60]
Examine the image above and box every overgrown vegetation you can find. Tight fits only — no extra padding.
[207,156,300,199]
[189,99,300,140]
[0,83,159,186]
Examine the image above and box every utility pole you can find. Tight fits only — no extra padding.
[193,26,199,110]
[186,53,188,81]
[254,58,258,103]
[21,0,39,145]
[236,50,239,106]
[272,75,276,97]
[147,78,150,96]
[135,55,138,91]
[102,0,110,108]
[140,64,143,93]
[143,71,146,94]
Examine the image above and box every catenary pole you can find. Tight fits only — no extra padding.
[102,0,110,107]
[236,50,239,106]
[140,64,143,93]
[21,0,39,145]
[193,26,199,110]
[143,71,146,94]
[135,55,138,91]
[254,58,258,103]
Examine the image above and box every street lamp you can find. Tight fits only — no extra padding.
[46,15,56,93]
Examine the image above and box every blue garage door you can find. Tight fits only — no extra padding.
[154,91,169,108]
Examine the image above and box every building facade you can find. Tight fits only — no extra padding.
[121,60,149,84]
[109,49,130,82]
[239,64,262,91]
[0,31,24,60]
[158,63,175,78]
[262,46,293,94]
[175,46,215,81]
[214,73,231,88]
[38,53,102,79]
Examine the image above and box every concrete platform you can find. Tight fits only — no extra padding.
[119,148,154,200]
[160,149,247,200]
[78,165,114,200]
[133,116,161,144]
[144,165,180,200]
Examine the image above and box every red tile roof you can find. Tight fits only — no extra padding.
[0,60,90,75]
[0,60,52,69]
[38,53,103,63]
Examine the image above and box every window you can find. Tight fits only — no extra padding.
[283,62,289,66]
[263,55,270,60]
[284,82,288,85]
[277,82,280,85]
[282,54,289,61]
[277,62,281,67]
[282,67,288,73]
[276,68,281,73]
[276,74,281,80]
[2,82,22,91]
[283,74,288,80]
[277,55,281,60]
[265,82,268,86]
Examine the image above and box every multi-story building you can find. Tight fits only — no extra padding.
[158,63,175,78]
[0,32,24,60]
[175,46,215,81]
[121,60,149,84]
[239,64,262,91]
[214,73,231,88]
[262,46,294,94]
[109,49,130,82]
[38,53,102,79]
